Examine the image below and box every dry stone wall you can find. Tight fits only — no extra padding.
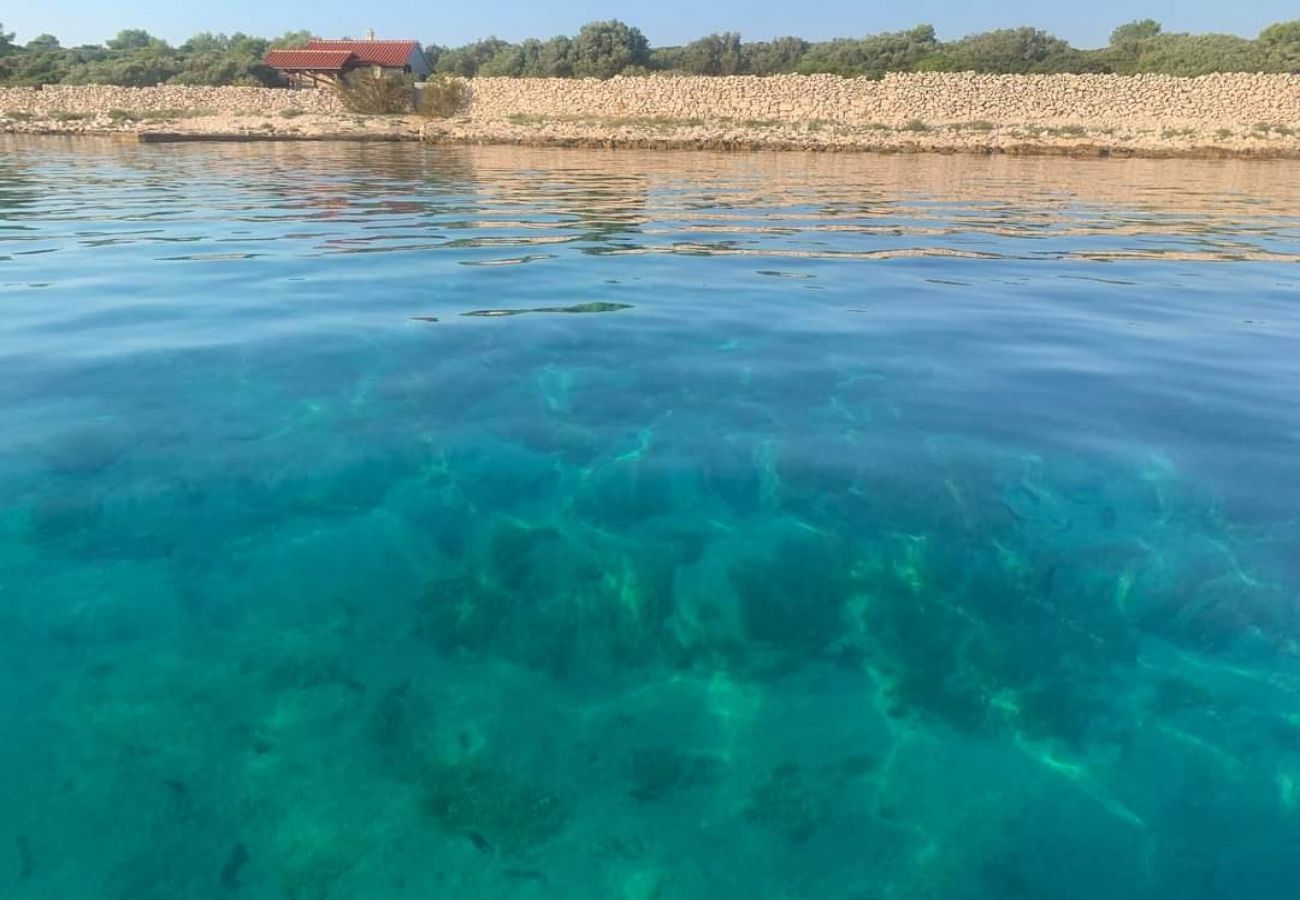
[0,85,345,115]
[4,74,1299,131]
[462,73,1300,130]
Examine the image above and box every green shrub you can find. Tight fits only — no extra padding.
[333,73,413,115]
[418,75,468,118]
[901,118,931,132]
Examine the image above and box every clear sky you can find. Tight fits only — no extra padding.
[4,0,1297,51]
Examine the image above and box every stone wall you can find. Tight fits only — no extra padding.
[462,73,1300,129]
[4,74,1299,131]
[0,85,345,115]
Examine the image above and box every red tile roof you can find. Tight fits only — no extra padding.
[265,49,357,71]
[305,40,421,69]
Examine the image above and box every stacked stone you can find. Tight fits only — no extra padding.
[0,85,346,115]
[462,72,1300,130]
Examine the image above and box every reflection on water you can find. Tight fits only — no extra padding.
[0,137,1298,899]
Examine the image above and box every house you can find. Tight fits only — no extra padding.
[266,34,430,88]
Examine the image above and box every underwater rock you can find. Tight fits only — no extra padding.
[573,456,695,529]
[27,493,103,545]
[625,746,723,802]
[421,757,570,854]
[729,529,851,660]
[14,835,33,883]
[42,430,127,478]
[745,763,824,843]
[219,843,248,889]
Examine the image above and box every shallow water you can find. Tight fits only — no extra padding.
[1,138,1299,899]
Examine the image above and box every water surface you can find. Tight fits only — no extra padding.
[1,138,1299,899]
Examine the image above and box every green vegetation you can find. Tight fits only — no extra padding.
[103,107,206,122]
[332,72,412,114]
[0,25,311,86]
[424,18,1300,79]
[417,74,468,118]
[2,18,1299,86]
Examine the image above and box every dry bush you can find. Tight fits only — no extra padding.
[419,76,469,118]
[333,73,413,114]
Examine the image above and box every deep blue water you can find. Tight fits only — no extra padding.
[1,138,1299,899]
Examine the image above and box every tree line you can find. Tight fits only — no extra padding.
[2,19,1299,87]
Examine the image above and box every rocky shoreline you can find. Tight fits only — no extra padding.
[4,112,1300,159]
[4,75,1300,158]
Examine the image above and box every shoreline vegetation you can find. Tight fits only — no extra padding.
[2,19,1300,86]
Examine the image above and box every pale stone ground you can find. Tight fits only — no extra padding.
[5,111,1297,158]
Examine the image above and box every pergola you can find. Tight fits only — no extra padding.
[264,49,359,88]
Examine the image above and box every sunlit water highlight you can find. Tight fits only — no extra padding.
[1,138,1299,899]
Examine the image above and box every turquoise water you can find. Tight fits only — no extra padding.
[2,139,1299,899]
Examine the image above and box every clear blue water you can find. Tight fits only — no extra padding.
[2,138,1299,899]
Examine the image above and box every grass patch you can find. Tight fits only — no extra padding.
[901,119,931,133]
[4,111,37,122]
[1046,124,1087,138]
[604,116,703,128]
[1215,128,1234,141]
[52,111,93,122]
[1253,122,1296,137]
[1162,127,1196,139]
[951,120,996,132]
[106,108,207,123]
[279,108,304,119]
[505,113,548,125]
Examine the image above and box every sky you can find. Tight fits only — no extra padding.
[4,0,1297,51]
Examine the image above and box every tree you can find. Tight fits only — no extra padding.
[534,36,573,77]
[945,27,1072,74]
[182,32,228,54]
[26,34,61,51]
[435,38,512,77]
[1137,33,1268,76]
[106,29,168,51]
[680,32,745,75]
[570,20,649,79]
[479,43,527,77]
[746,37,809,75]
[1110,19,1162,50]
[0,23,15,57]
[1106,19,1162,72]
[1260,20,1300,71]
[797,26,938,77]
[269,30,315,50]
